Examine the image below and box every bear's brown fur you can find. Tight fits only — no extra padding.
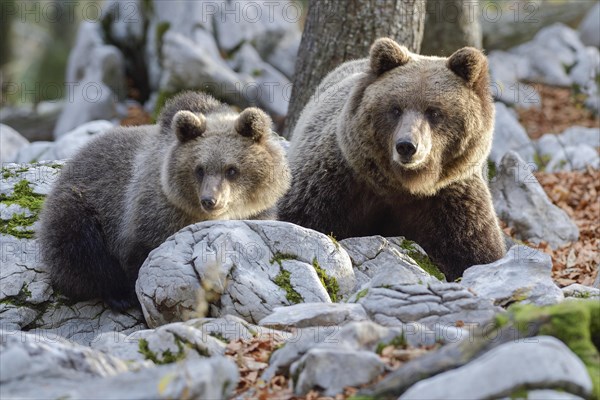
[38,92,291,310]
[279,38,505,280]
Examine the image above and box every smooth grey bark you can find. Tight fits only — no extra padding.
[284,0,426,137]
[421,0,482,56]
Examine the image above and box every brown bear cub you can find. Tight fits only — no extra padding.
[279,38,505,281]
[39,92,291,310]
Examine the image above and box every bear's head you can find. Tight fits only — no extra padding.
[161,106,291,219]
[339,37,494,197]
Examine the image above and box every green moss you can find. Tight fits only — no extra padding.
[273,269,303,304]
[138,337,186,365]
[269,252,297,268]
[312,258,339,302]
[0,283,31,306]
[508,388,529,399]
[152,90,177,123]
[155,21,170,57]
[327,233,340,249]
[487,159,497,181]
[375,334,407,354]
[2,167,16,179]
[209,332,230,343]
[507,301,600,398]
[533,153,551,171]
[400,240,446,281]
[354,288,369,302]
[251,68,263,77]
[0,180,45,238]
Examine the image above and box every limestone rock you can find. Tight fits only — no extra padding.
[258,303,368,329]
[55,22,123,137]
[579,3,600,48]
[136,220,356,327]
[0,125,29,164]
[399,336,592,399]
[355,282,501,328]
[489,103,536,166]
[340,236,442,289]
[0,329,238,399]
[292,348,386,396]
[490,151,579,248]
[263,320,443,383]
[0,163,145,344]
[562,284,600,300]
[536,126,600,172]
[461,245,564,306]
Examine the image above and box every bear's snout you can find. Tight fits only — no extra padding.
[395,140,418,160]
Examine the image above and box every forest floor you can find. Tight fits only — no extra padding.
[516,84,599,287]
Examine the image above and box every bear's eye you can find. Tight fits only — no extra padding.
[196,166,204,180]
[225,167,238,179]
[390,107,403,118]
[425,107,443,124]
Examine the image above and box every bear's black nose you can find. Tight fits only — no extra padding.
[396,141,417,158]
[201,197,217,210]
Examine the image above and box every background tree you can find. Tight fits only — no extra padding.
[421,0,482,56]
[284,0,426,137]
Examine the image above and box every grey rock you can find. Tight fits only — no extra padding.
[490,151,579,248]
[0,125,29,164]
[1,329,238,399]
[537,126,600,154]
[265,28,302,79]
[136,220,356,327]
[536,126,600,172]
[356,283,501,329]
[292,348,386,396]
[13,141,55,163]
[55,25,123,137]
[90,331,145,362]
[520,390,585,400]
[579,2,600,48]
[545,144,599,172]
[229,43,291,117]
[490,103,536,166]
[52,120,114,160]
[0,102,63,142]
[594,271,600,289]
[258,303,368,329]
[511,24,583,87]
[213,0,295,53]
[127,321,227,362]
[263,320,443,382]
[562,284,600,300]
[399,336,592,399]
[0,330,142,383]
[184,315,262,342]
[488,51,540,108]
[340,236,441,289]
[0,163,146,344]
[462,245,563,306]
[159,31,252,108]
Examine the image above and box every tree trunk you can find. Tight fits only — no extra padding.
[284,0,426,137]
[421,0,482,56]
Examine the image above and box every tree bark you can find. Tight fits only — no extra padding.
[284,0,426,137]
[421,0,482,56]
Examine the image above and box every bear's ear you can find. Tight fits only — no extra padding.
[370,38,410,76]
[447,47,488,86]
[172,110,207,142]
[235,107,272,142]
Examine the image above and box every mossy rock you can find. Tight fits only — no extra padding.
[501,301,600,399]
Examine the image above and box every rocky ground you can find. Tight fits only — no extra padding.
[1,1,599,399]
